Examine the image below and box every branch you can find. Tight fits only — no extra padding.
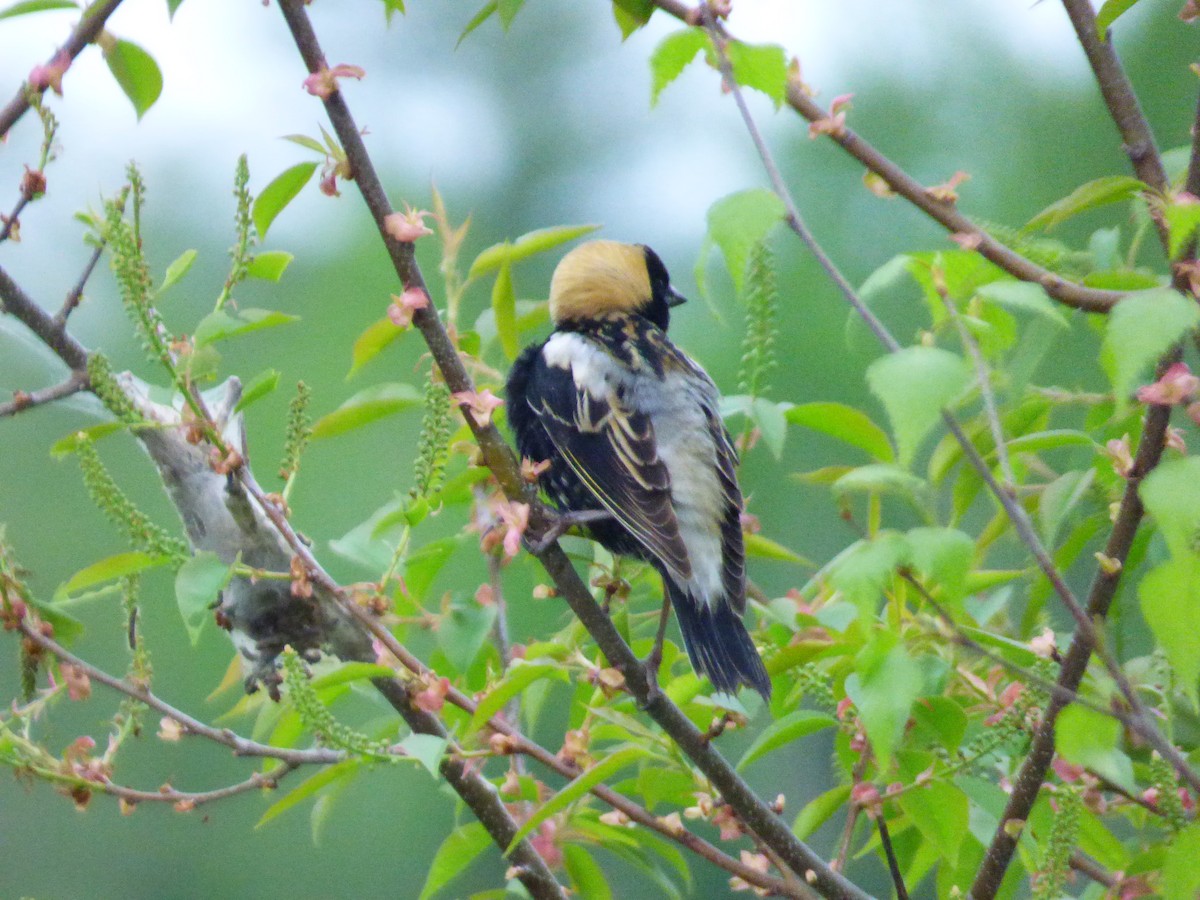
[0,263,89,370]
[645,0,1122,314]
[274,3,867,896]
[0,0,126,141]
[0,370,88,417]
[52,762,300,810]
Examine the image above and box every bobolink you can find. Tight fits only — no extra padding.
[506,240,771,699]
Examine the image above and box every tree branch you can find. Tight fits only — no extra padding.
[0,369,88,417]
[0,0,126,141]
[0,263,90,370]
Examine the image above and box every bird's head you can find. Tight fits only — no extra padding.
[548,240,687,330]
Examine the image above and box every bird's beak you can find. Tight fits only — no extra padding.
[667,285,688,307]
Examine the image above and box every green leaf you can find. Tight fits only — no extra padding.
[743,533,814,566]
[905,527,973,604]
[310,383,421,440]
[1056,704,1134,792]
[563,844,613,900]
[282,133,326,155]
[309,662,397,691]
[705,189,785,296]
[1163,823,1200,900]
[506,747,644,851]
[402,535,464,598]
[174,552,232,646]
[193,308,299,348]
[1101,289,1199,402]
[1139,456,1200,558]
[1004,429,1094,456]
[253,162,318,238]
[898,780,968,866]
[396,733,448,777]
[828,532,909,620]
[497,0,523,29]
[103,39,162,120]
[846,632,922,768]
[975,281,1068,328]
[457,1,498,46]
[50,421,126,458]
[0,0,78,19]
[1025,175,1145,231]
[246,251,294,282]
[831,464,930,506]
[737,710,836,770]
[469,662,567,733]
[611,0,652,39]
[159,249,198,293]
[437,602,498,675]
[166,0,184,18]
[419,822,492,900]
[257,760,360,828]
[793,784,851,839]
[726,40,788,107]
[56,551,170,600]
[1039,469,1095,547]
[492,261,519,360]
[1139,558,1200,709]
[468,224,601,278]
[233,368,281,412]
[866,347,971,467]
[649,28,707,106]
[752,397,787,459]
[785,401,895,462]
[1164,197,1200,259]
[348,317,405,379]
[1095,0,1141,38]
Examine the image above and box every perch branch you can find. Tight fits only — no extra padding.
[0,369,88,417]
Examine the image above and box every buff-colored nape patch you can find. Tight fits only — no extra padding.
[549,241,652,324]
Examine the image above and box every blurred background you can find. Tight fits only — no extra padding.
[0,0,1192,896]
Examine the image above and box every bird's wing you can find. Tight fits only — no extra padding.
[532,354,692,584]
[709,407,747,613]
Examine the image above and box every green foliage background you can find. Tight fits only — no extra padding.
[0,1,1193,897]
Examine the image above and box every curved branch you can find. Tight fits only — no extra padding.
[0,370,88,417]
[0,0,126,141]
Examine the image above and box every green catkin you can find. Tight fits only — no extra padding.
[1032,786,1080,900]
[280,649,396,760]
[279,381,312,483]
[86,353,143,424]
[219,155,255,309]
[74,438,189,562]
[737,239,778,400]
[1150,752,1188,834]
[104,181,173,371]
[410,378,452,502]
[795,664,837,714]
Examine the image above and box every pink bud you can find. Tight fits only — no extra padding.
[1136,362,1200,406]
[29,50,71,97]
[302,63,365,99]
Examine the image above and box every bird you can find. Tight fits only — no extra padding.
[506,240,771,699]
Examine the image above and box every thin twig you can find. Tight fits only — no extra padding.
[46,762,300,809]
[1069,851,1119,889]
[0,196,30,244]
[56,240,106,326]
[0,370,88,417]
[0,263,89,370]
[875,816,909,900]
[0,0,127,141]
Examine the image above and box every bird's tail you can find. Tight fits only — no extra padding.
[667,581,771,700]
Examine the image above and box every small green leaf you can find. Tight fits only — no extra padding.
[437,602,498,674]
[56,551,170,600]
[246,251,294,282]
[1056,704,1134,791]
[1163,823,1200,900]
[507,747,644,852]
[457,1,498,46]
[103,39,162,120]
[705,189,785,296]
[0,0,78,19]
[743,533,814,566]
[1139,558,1200,709]
[828,532,909,620]
[906,527,973,604]
[737,710,835,770]
[348,317,405,379]
[649,28,707,106]
[159,249,198,294]
[174,552,232,646]
[397,733,448,777]
[975,281,1068,328]
[419,822,492,900]
[492,261,519,360]
[310,383,422,440]
[1164,197,1200,258]
[726,40,788,107]
[1102,289,1200,403]
[793,784,852,839]
[1095,0,1141,38]
[1025,175,1145,231]
[253,162,318,238]
[898,780,968,866]
[751,397,787,459]
[785,402,894,462]
[166,0,184,18]
[563,845,613,900]
[233,368,281,412]
[468,224,601,278]
[282,133,327,155]
[469,662,567,733]
[1140,457,1200,559]
[611,0,652,39]
[193,308,299,347]
[1004,429,1094,456]
[50,421,126,458]
[831,464,931,516]
[846,632,922,769]
[403,536,464,598]
[309,662,397,691]
[497,0,523,29]
[866,347,971,467]
[1039,469,1095,547]
[257,760,360,828]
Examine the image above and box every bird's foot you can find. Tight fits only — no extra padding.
[526,508,612,554]
[642,645,664,704]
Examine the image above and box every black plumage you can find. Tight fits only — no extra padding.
[506,241,771,699]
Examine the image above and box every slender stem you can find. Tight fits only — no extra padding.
[56,240,106,326]
[0,370,88,417]
[875,816,909,900]
[0,0,127,141]
[0,263,89,371]
[44,762,300,809]
[0,196,30,244]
